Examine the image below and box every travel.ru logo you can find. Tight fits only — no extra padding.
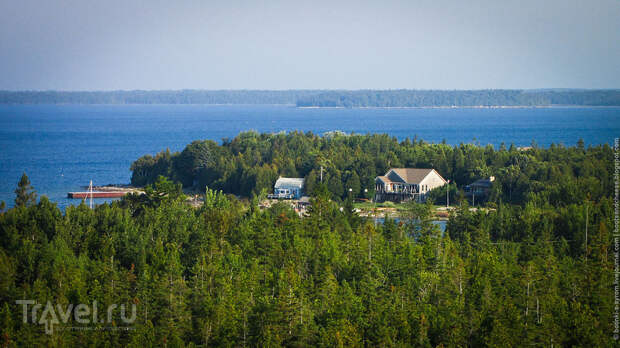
[16,300,137,334]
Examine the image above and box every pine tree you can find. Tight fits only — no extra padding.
[0,302,14,347]
[14,172,36,207]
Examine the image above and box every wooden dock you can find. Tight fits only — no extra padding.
[67,191,128,199]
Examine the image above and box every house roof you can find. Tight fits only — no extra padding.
[390,168,436,184]
[467,177,495,188]
[376,176,393,184]
[275,177,305,188]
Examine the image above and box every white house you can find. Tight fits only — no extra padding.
[269,177,305,199]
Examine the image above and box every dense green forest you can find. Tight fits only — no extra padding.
[296,89,620,107]
[131,132,613,207]
[0,133,615,346]
[2,89,620,106]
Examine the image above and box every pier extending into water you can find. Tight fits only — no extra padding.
[67,185,141,199]
[67,191,128,199]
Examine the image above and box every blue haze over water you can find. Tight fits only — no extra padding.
[1,104,618,209]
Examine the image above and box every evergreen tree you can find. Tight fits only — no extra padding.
[14,172,36,207]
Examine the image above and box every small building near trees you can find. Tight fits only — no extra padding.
[269,177,305,199]
[464,176,495,201]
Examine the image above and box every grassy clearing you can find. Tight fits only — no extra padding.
[353,201,406,210]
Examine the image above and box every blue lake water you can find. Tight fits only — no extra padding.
[1,104,619,209]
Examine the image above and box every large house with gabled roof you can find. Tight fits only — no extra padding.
[375,168,447,203]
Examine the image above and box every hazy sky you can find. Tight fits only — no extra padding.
[1,0,618,90]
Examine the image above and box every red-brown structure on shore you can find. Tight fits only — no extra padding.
[67,191,128,199]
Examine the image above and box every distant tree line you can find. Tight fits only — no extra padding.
[0,90,324,105]
[2,89,619,106]
[296,89,620,107]
[130,131,612,208]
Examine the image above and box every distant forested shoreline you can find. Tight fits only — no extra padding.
[0,90,322,105]
[295,89,620,107]
[1,89,619,106]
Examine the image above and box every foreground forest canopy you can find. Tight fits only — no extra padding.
[0,133,615,346]
[1,89,620,106]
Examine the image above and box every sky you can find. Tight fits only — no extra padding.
[0,0,618,90]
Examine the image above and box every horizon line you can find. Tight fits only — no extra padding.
[2,88,620,93]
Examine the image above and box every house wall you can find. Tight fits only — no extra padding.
[418,171,446,201]
[375,179,391,192]
[419,171,445,190]
[274,185,303,199]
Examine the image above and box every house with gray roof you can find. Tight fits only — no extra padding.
[464,176,495,202]
[375,168,447,203]
[268,177,305,199]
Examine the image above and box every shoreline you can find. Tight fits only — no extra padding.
[1,103,619,109]
[296,105,620,109]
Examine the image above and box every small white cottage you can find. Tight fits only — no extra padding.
[270,177,305,199]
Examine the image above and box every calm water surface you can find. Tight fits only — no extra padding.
[1,104,618,209]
